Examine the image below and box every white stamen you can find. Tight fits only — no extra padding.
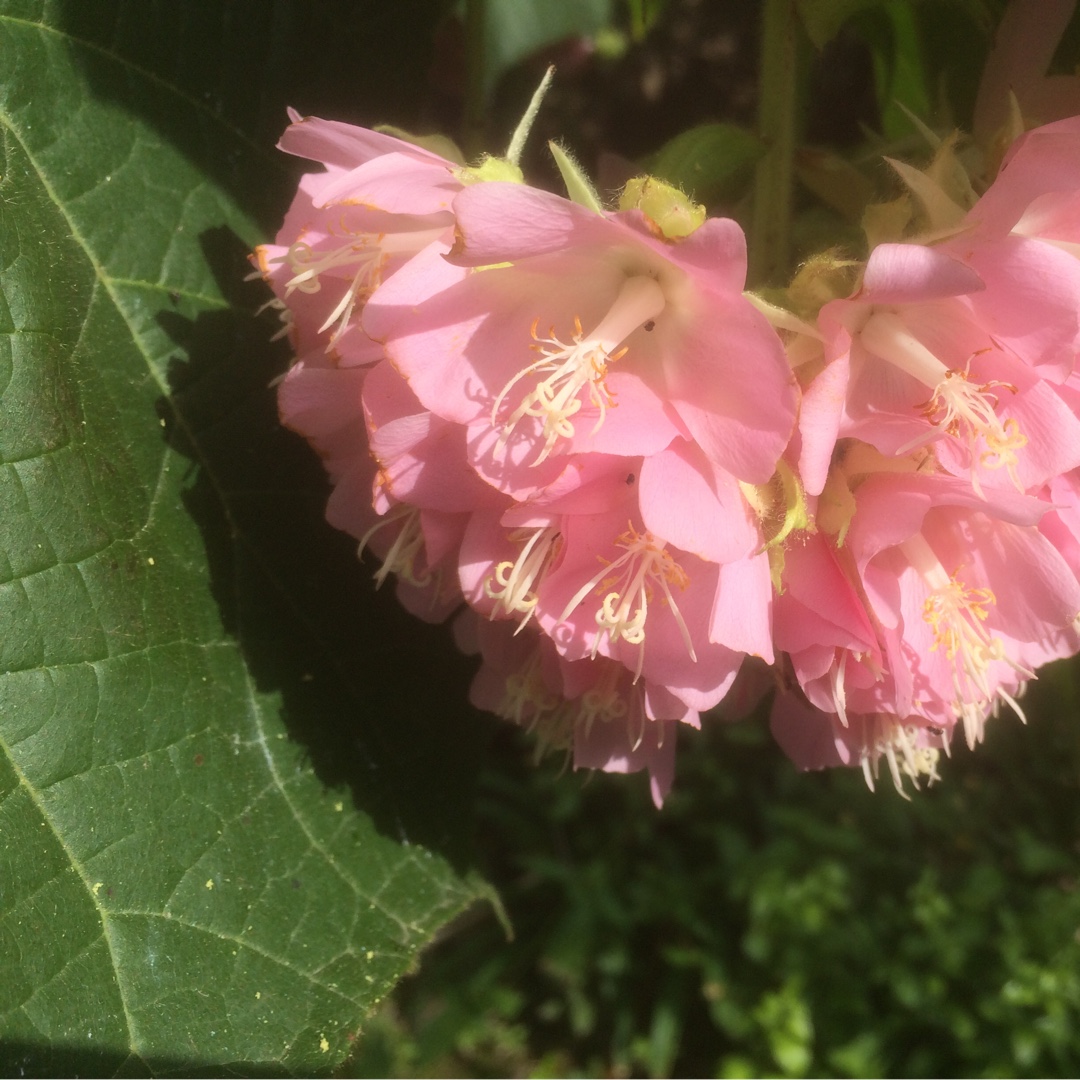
[861,311,1026,490]
[484,526,562,631]
[577,664,629,740]
[492,275,666,463]
[858,715,942,797]
[501,651,562,729]
[357,505,430,588]
[901,533,1032,746]
[559,525,693,682]
[273,226,445,350]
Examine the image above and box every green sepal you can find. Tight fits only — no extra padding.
[456,154,526,186]
[548,141,604,212]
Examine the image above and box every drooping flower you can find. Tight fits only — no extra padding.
[803,234,1080,501]
[786,449,1080,749]
[253,112,464,363]
[364,180,798,497]
[460,612,693,806]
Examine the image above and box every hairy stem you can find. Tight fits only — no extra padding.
[749,0,799,286]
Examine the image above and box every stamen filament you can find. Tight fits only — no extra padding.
[558,525,694,681]
[485,526,562,630]
[273,226,446,349]
[901,533,1032,746]
[357,505,430,588]
[492,275,666,463]
[862,311,1026,489]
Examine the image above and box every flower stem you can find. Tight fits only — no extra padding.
[749,0,799,287]
[463,0,487,157]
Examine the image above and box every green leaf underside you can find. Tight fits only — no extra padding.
[0,3,487,1075]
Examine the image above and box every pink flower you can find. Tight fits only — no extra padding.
[455,449,759,711]
[533,504,745,712]
[787,455,1080,748]
[460,613,692,806]
[253,112,462,363]
[262,103,1080,798]
[804,235,1080,499]
[364,181,798,493]
[770,692,946,795]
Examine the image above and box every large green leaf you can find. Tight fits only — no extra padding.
[0,2,490,1074]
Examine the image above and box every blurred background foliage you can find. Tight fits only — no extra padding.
[264,0,1080,1074]
[349,663,1080,1077]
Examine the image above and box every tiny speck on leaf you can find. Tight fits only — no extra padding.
[194,753,204,765]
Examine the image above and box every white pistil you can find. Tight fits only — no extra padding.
[861,311,1026,489]
[830,651,850,728]
[901,533,1031,747]
[484,526,562,630]
[492,275,666,463]
[559,525,694,682]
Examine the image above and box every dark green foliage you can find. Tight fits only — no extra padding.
[353,662,1080,1077]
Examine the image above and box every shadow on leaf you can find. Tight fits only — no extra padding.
[154,226,491,868]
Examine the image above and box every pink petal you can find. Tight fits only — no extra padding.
[860,243,985,304]
[279,114,451,170]
[638,440,759,565]
[710,550,775,662]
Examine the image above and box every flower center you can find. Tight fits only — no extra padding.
[484,526,562,628]
[273,225,446,349]
[860,311,1026,489]
[559,524,693,681]
[902,534,1029,747]
[491,275,666,464]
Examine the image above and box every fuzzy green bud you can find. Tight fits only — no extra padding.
[619,176,706,239]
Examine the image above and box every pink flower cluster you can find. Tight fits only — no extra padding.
[256,109,1080,803]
